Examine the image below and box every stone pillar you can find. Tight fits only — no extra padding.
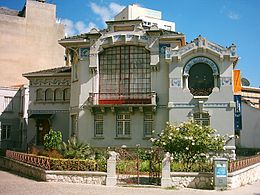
[213,75,219,92]
[183,75,189,90]
[106,151,117,186]
[161,152,172,188]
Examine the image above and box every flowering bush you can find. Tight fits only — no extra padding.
[151,121,225,171]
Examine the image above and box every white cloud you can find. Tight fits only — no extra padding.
[75,21,97,34]
[60,2,125,36]
[61,19,97,36]
[220,5,240,20]
[90,2,125,26]
[228,11,240,20]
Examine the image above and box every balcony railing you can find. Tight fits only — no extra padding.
[88,92,157,105]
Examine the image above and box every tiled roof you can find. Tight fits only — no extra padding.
[23,66,71,77]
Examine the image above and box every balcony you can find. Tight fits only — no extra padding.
[87,92,157,106]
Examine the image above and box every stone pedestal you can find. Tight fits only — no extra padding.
[106,151,117,186]
[161,152,172,188]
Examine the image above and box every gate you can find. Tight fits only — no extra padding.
[116,147,163,186]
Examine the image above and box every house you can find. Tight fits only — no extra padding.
[22,5,241,159]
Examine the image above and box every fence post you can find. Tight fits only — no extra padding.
[161,152,172,188]
[106,151,117,186]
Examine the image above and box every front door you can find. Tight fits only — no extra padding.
[37,119,50,145]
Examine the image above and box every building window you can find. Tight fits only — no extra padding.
[4,97,13,112]
[1,124,11,140]
[64,88,70,101]
[116,113,130,137]
[45,88,53,101]
[193,112,210,126]
[94,114,103,137]
[71,114,77,136]
[54,88,63,101]
[144,113,153,137]
[188,63,214,96]
[99,45,151,104]
[36,89,44,101]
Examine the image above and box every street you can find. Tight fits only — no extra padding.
[0,169,259,195]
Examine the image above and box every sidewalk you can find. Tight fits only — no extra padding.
[0,169,259,195]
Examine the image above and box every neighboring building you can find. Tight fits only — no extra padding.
[241,86,260,109]
[0,0,64,87]
[237,86,260,148]
[0,0,65,150]
[23,67,71,146]
[115,4,175,31]
[0,86,29,150]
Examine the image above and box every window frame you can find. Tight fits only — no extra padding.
[94,113,104,137]
[3,96,13,112]
[1,124,11,140]
[193,112,210,126]
[116,113,131,138]
[45,88,53,101]
[143,113,154,138]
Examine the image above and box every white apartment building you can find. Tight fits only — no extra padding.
[115,4,175,31]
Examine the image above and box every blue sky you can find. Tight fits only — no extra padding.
[1,0,260,87]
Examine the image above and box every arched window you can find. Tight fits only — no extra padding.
[36,89,44,101]
[188,63,214,96]
[54,88,63,101]
[64,88,70,101]
[183,57,219,96]
[45,88,53,101]
[99,45,151,104]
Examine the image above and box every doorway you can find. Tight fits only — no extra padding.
[36,119,50,145]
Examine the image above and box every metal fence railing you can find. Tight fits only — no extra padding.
[5,150,103,171]
[228,155,260,172]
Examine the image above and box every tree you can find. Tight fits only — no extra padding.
[43,129,62,151]
[151,121,225,170]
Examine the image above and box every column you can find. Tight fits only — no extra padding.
[183,75,189,90]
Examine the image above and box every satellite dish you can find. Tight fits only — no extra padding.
[241,78,250,86]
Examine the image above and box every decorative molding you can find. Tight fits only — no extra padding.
[203,103,229,108]
[170,78,181,88]
[151,65,160,72]
[28,110,69,115]
[168,102,229,108]
[79,47,90,59]
[221,77,232,86]
[168,102,195,108]
[159,43,170,56]
[183,57,219,76]
[30,78,71,87]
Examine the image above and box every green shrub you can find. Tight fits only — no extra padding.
[50,158,98,171]
[61,136,93,160]
[44,129,62,151]
[171,161,213,172]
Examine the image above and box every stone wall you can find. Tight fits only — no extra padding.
[45,171,106,184]
[170,172,213,189]
[0,157,106,185]
[0,156,45,180]
[228,162,260,189]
